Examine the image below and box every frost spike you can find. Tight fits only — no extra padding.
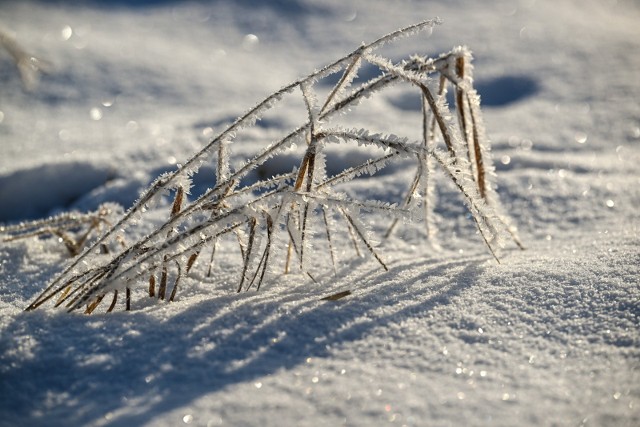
[341,208,388,271]
[237,217,258,293]
[321,207,338,277]
[249,213,274,291]
[320,50,364,115]
[207,238,218,278]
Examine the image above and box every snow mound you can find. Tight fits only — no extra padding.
[0,161,115,222]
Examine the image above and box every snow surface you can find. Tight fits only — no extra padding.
[1,0,639,426]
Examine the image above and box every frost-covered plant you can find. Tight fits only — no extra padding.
[1,204,121,257]
[25,19,522,314]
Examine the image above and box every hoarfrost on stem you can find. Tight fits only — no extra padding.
[22,19,521,314]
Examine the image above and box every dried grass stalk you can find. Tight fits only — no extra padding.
[18,19,522,314]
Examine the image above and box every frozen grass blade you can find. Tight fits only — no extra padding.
[341,208,388,271]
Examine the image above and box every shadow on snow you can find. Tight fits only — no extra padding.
[0,255,483,426]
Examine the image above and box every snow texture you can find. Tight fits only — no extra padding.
[1,1,639,426]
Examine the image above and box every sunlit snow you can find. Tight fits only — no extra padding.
[1,1,639,426]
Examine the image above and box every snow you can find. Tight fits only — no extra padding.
[1,0,639,426]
